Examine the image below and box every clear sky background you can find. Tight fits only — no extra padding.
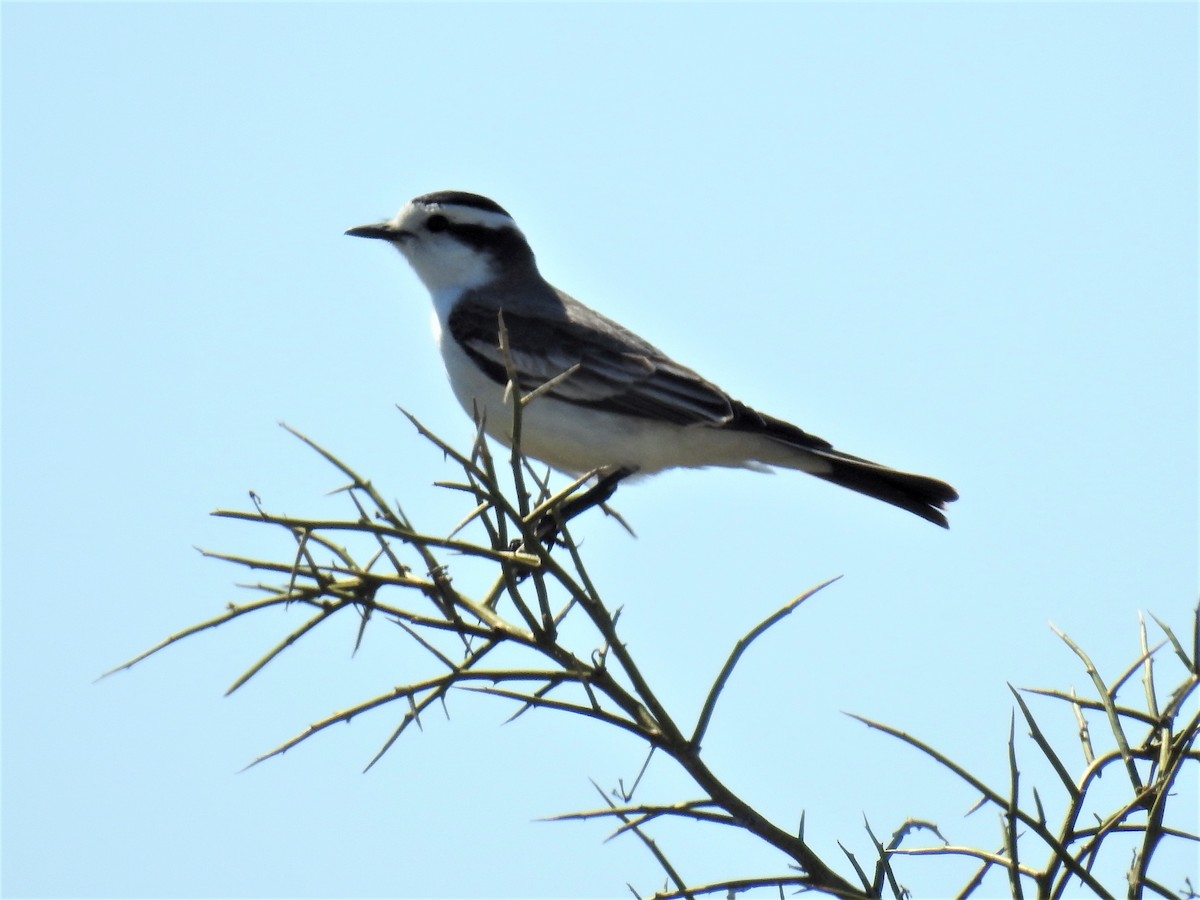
[3,4,1196,899]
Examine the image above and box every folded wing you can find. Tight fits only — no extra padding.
[447,291,832,448]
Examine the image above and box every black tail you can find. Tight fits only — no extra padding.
[813,452,959,528]
[724,403,958,527]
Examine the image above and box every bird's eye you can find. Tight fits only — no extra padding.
[426,214,449,233]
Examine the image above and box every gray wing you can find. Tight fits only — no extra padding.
[447,289,834,449]
[448,289,959,527]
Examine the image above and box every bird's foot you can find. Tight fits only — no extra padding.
[513,467,634,553]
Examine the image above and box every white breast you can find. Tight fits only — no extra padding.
[430,306,789,476]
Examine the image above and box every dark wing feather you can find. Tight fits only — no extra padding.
[447,288,834,450]
[449,297,717,424]
[447,289,957,526]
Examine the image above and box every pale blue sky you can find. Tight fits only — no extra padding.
[3,3,1196,898]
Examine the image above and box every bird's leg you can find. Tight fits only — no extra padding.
[525,466,634,549]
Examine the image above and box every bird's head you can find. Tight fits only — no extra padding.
[346,191,536,294]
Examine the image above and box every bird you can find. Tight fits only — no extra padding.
[346,191,958,527]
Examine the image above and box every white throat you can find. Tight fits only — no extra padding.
[396,239,497,297]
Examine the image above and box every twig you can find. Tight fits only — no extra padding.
[691,576,840,748]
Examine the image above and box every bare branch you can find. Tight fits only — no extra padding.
[212,508,541,569]
[226,602,343,696]
[888,844,1040,879]
[585,779,693,899]
[846,713,1115,899]
[1009,684,1081,801]
[107,412,1197,900]
[691,577,840,748]
[1050,623,1143,791]
[98,590,317,680]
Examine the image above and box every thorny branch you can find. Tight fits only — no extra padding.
[103,400,1199,898]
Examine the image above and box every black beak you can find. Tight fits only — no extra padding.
[345,223,409,242]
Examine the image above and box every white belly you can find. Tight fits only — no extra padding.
[433,318,795,476]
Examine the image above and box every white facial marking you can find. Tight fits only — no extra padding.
[385,199,522,296]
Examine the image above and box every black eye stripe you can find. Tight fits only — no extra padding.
[425,216,509,251]
[437,220,534,267]
[446,222,512,250]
